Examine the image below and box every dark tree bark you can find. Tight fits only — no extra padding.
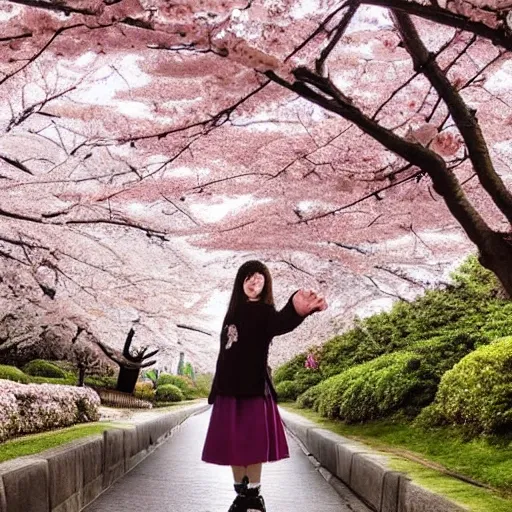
[77,363,86,387]
[93,328,159,394]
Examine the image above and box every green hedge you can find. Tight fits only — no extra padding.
[29,376,76,385]
[84,375,118,389]
[156,374,196,399]
[194,373,213,398]
[296,384,323,409]
[134,382,156,402]
[299,257,511,382]
[273,353,306,385]
[311,352,436,422]
[275,380,299,401]
[417,337,512,435]
[155,384,184,402]
[23,360,68,379]
[0,365,30,383]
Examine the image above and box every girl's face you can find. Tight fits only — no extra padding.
[243,272,265,301]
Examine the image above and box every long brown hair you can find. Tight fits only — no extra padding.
[223,260,275,326]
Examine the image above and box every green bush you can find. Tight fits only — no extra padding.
[49,360,79,374]
[417,337,512,435]
[84,375,118,389]
[156,373,196,399]
[410,331,488,380]
[312,256,511,381]
[315,352,436,422]
[29,376,76,385]
[155,384,184,402]
[134,382,156,402]
[275,380,299,401]
[23,360,67,379]
[273,353,307,385]
[0,364,30,383]
[296,383,324,409]
[294,370,323,395]
[194,373,213,398]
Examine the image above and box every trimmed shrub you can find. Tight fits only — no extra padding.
[294,370,323,395]
[157,374,195,399]
[23,360,67,379]
[315,352,436,422]
[275,380,299,401]
[306,256,512,382]
[417,337,512,435]
[155,384,184,402]
[0,389,19,442]
[0,365,30,383]
[194,373,213,398]
[29,376,76,386]
[134,382,156,402]
[410,331,488,380]
[296,383,323,409]
[84,375,118,389]
[273,353,307,385]
[0,379,100,439]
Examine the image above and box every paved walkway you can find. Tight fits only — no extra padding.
[84,408,371,512]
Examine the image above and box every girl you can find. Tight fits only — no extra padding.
[201,260,328,512]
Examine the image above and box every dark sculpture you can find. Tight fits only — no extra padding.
[94,328,159,393]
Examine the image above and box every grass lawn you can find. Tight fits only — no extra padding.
[281,403,512,512]
[0,422,132,464]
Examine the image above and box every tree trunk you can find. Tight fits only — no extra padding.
[117,367,140,393]
[479,234,512,298]
[77,364,86,387]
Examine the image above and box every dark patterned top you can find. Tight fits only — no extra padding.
[208,292,304,403]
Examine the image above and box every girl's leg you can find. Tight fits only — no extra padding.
[231,465,247,483]
[245,463,262,484]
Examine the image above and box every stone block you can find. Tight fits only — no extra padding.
[279,408,316,451]
[0,458,49,512]
[0,476,7,512]
[350,453,394,511]
[124,427,145,472]
[306,428,345,476]
[36,443,82,512]
[103,429,125,488]
[335,440,371,486]
[381,471,401,512]
[78,435,103,509]
[136,422,151,452]
[398,477,467,512]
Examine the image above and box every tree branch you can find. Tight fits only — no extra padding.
[358,0,512,51]
[393,11,512,224]
[265,67,494,252]
[316,2,360,76]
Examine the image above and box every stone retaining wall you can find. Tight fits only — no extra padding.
[280,408,468,512]
[0,402,209,512]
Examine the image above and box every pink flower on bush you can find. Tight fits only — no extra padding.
[305,352,319,370]
[0,379,100,441]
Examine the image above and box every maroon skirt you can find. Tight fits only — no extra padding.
[201,394,290,466]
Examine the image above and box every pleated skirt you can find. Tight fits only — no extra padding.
[201,394,290,466]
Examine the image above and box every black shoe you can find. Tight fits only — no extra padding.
[228,476,249,512]
[228,494,247,512]
[245,486,266,512]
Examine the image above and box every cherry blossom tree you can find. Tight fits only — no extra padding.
[0,0,511,371]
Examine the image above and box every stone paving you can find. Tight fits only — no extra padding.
[84,407,371,512]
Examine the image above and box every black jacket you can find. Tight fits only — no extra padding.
[208,292,304,404]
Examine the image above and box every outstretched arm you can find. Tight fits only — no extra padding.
[270,290,328,337]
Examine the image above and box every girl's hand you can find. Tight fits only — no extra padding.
[293,289,328,317]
